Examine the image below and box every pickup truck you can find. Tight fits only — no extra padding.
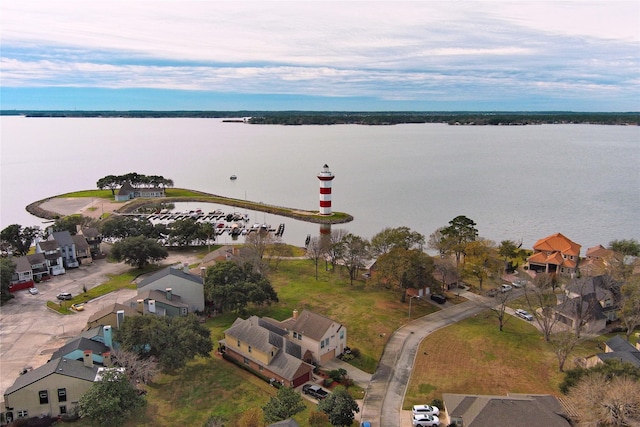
[302,384,329,400]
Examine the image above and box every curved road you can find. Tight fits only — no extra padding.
[360,291,494,426]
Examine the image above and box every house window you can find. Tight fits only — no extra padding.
[293,332,298,339]
[321,340,325,349]
[340,330,344,340]
[59,406,67,414]
[237,340,241,347]
[58,388,67,402]
[248,346,252,353]
[39,390,49,404]
[243,357,249,365]
[18,410,28,418]
[298,333,302,340]
[259,366,263,371]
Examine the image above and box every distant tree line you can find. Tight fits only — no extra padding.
[96,173,174,195]
[2,110,638,125]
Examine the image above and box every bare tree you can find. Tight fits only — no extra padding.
[433,256,457,293]
[244,230,277,274]
[568,373,640,426]
[265,242,293,272]
[524,273,561,341]
[487,290,512,332]
[341,233,370,286]
[326,228,348,271]
[564,277,599,337]
[111,348,160,385]
[462,238,502,291]
[549,331,580,372]
[306,236,324,280]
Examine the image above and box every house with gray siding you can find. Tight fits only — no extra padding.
[136,265,205,313]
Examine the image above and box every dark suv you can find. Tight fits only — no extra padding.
[430,294,446,304]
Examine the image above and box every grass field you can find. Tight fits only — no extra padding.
[403,310,604,408]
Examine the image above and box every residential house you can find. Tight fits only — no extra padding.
[221,316,314,388]
[35,240,65,276]
[527,233,581,276]
[583,335,640,368]
[72,235,92,265]
[269,420,300,427]
[442,393,572,427]
[565,275,618,322]
[49,231,79,269]
[124,289,189,317]
[49,335,112,367]
[76,226,102,258]
[580,244,617,276]
[8,256,34,291]
[27,253,49,282]
[115,182,165,202]
[136,265,205,313]
[553,292,607,335]
[85,303,140,330]
[3,356,100,422]
[267,309,347,365]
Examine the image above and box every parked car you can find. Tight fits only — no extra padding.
[28,287,39,295]
[500,284,513,293]
[71,303,85,311]
[56,292,72,300]
[413,404,440,416]
[412,413,440,426]
[430,294,446,304]
[515,308,533,321]
[302,384,329,400]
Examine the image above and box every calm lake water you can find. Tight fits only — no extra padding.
[1,116,638,252]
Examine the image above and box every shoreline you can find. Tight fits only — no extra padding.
[26,189,354,225]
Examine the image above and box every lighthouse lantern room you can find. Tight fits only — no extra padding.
[317,164,335,215]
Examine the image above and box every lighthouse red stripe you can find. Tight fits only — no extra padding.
[319,187,332,194]
[320,200,332,207]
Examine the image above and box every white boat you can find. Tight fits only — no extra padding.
[230,175,237,180]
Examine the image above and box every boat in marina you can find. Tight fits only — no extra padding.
[230,175,237,180]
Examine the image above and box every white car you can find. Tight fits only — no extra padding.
[515,308,534,321]
[28,287,39,295]
[412,413,440,426]
[500,284,513,293]
[412,404,440,416]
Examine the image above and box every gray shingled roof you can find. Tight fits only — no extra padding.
[50,337,110,361]
[51,231,74,247]
[227,316,279,354]
[37,240,59,252]
[26,252,46,265]
[10,256,32,273]
[72,234,90,250]
[137,266,204,289]
[443,393,571,427]
[269,419,300,427]
[4,357,99,395]
[606,335,637,353]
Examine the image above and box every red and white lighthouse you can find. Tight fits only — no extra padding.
[317,164,335,215]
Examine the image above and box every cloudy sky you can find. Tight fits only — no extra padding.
[1,1,638,111]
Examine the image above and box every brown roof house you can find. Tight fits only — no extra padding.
[527,233,581,276]
[135,265,205,313]
[85,303,140,330]
[443,393,572,427]
[35,239,65,276]
[221,316,314,388]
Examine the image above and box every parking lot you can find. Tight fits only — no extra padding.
[0,258,139,397]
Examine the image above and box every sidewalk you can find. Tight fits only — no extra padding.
[322,358,373,389]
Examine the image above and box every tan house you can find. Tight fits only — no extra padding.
[3,356,100,422]
[221,316,314,388]
[443,393,571,427]
[584,335,640,368]
[85,303,140,330]
[580,244,618,277]
[270,309,348,365]
[527,233,581,276]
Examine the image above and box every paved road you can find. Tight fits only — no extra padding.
[360,291,495,427]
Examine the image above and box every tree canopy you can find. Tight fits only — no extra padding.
[116,314,212,371]
[78,368,146,426]
[317,385,359,426]
[204,261,278,314]
[609,239,640,257]
[262,386,306,424]
[110,235,168,269]
[1,258,16,304]
[370,226,425,256]
[374,247,434,302]
[96,173,174,194]
[1,224,41,256]
[100,216,160,240]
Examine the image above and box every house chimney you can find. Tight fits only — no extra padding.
[166,288,172,301]
[116,310,125,328]
[148,299,156,313]
[137,299,144,314]
[103,325,113,348]
[102,351,112,367]
[293,309,299,319]
[83,350,94,368]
